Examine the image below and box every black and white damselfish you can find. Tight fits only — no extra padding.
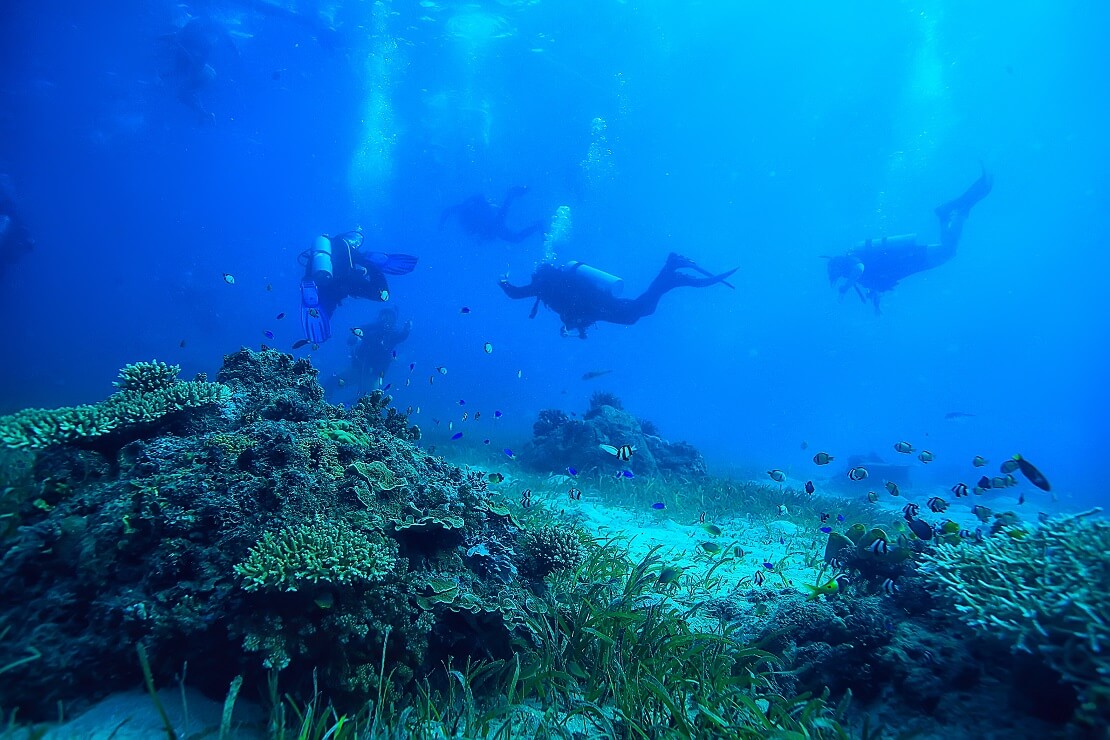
[600,443,637,461]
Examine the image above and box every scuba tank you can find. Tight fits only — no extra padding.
[309,235,334,281]
[567,261,624,297]
[856,233,917,253]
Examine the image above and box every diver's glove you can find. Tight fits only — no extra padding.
[300,280,331,343]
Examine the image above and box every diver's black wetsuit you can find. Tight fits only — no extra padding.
[499,254,737,338]
[440,186,543,243]
[827,167,993,313]
[349,308,411,390]
[0,181,33,280]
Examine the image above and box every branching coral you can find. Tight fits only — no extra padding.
[923,508,1109,722]
[521,525,586,578]
[0,362,230,450]
[234,518,396,592]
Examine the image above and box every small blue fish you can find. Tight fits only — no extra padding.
[382,383,391,391]
[762,561,774,570]
[458,399,466,405]
[460,306,471,314]
[621,470,634,479]
[503,448,515,459]
[567,466,578,477]
[819,526,832,533]
[483,439,490,445]
[494,410,503,418]
[651,502,666,510]
[392,350,397,359]
[836,514,845,523]
[409,363,415,371]
[451,432,463,440]
[264,330,275,340]
[275,312,285,320]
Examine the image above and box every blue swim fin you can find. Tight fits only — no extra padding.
[366,252,419,276]
[300,280,331,343]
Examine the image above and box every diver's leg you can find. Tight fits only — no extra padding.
[501,185,529,209]
[499,221,544,243]
[934,166,993,255]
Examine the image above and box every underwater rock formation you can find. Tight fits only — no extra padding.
[0,348,540,717]
[520,392,707,478]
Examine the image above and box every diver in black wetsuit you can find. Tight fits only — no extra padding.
[439,186,544,244]
[826,167,994,314]
[499,253,738,338]
[0,176,33,280]
[348,307,412,391]
[159,17,237,124]
[299,230,418,344]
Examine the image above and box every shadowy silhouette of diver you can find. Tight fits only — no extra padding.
[348,307,412,392]
[825,166,993,314]
[439,186,543,243]
[159,17,237,124]
[499,254,738,338]
[299,230,418,344]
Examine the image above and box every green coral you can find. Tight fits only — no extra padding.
[349,460,405,492]
[207,432,255,459]
[924,508,1110,723]
[317,420,371,447]
[0,362,230,450]
[522,525,587,577]
[391,511,465,533]
[234,517,396,592]
[298,438,344,480]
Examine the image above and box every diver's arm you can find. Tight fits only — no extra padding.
[498,277,540,299]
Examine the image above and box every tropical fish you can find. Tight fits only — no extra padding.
[699,542,722,555]
[753,570,766,587]
[520,496,532,509]
[581,370,612,380]
[977,475,992,490]
[459,306,471,314]
[517,370,523,379]
[222,272,235,284]
[494,411,503,418]
[521,489,532,499]
[450,432,462,440]
[885,480,900,496]
[804,577,842,600]
[951,482,970,498]
[813,452,834,465]
[488,472,505,483]
[618,470,634,479]
[379,289,389,301]
[568,487,582,501]
[804,480,815,494]
[820,512,830,523]
[762,560,775,570]
[734,546,745,558]
[767,469,787,483]
[567,466,578,477]
[847,467,868,481]
[409,362,416,372]
[701,523,722,537]
[867,491,879,503]
[458,399,466,406]
[483,342,493,354]
[972,505,992,523]
[917,450,935,463]
[894,441,914,454]
[600,444,636,461]
[657,567,682,585]
[179,339,186,348]
[436,366,448,375]
[275,312,285,320]
[1000,459,1021,474]
[264,330,275,340]
[503,449,515,459]
[351,327,365,338]
[867,538,888,555]
[902,502,920,520]
[1013,454,1051,491]
[819,526,832,534]
[907,518,933,540]
[926,496,948,513]
[991,476,1008,489]
[881,578,898,595]
[972,456,988,467]
[651,502,666,510]
[292,339,310,350]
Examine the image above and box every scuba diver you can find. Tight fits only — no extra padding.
[300,230,418,344]
[439,186,544,244]
[347,307,412,391]
[825,166,994,314]
[499,253,738,338]
[159,16,237,124]
[0,176,34,280]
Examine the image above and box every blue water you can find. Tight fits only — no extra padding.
[1,1,1106,508]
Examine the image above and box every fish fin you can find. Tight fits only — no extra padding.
[599,444,618,456]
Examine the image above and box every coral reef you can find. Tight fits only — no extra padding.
[922,508,1110,726]
[0,361,230,452]
[0,348,531,717]
[520,394,708,478]
[520,524,587,579]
